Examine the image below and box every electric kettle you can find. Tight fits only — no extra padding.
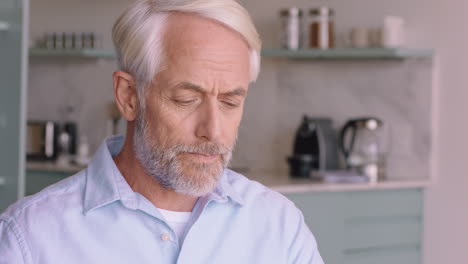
[339,117,388,182]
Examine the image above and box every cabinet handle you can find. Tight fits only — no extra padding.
[0,176,5,186]
[0,21,11,32]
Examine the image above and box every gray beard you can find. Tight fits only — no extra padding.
[132,111,234,197]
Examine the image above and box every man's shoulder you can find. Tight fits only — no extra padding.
[0,169,87,222]
[225,169,298,212]
[224,169,309,241]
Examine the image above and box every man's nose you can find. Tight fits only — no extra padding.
[195,99,222,142]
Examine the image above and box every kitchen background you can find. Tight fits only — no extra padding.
[4,0,468,263]
[28,0,433,179]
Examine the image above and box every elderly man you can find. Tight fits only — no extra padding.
[0,0,323,263]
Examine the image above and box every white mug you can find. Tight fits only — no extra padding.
[382,16,405,48]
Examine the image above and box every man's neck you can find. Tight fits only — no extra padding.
[113,136,199,212]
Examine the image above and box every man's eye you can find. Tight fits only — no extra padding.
[222,101,240,108]
[174,99,196,106]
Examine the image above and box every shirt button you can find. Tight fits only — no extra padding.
[161,233,171,241]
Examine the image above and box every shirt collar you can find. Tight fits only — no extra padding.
[83,136,244,214]
[215,170,245,206]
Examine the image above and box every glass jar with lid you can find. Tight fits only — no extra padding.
[309,7,335,49]
[280,7,303,50]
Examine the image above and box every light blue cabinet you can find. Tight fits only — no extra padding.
[26,170,70,196]
[0,0,29,212]
[286,189,424,264]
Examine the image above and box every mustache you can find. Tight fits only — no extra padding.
[170,142,232,155]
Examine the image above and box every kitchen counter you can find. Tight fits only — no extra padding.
[247,172,431,194]
[26,161,85,174]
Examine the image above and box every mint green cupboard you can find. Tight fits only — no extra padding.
[286,188,424,264]
[0,0,29,212]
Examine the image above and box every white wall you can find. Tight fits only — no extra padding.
[418,1,468,263]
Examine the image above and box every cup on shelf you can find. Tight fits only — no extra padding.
[349,27,370,48]
[382,16,405,48]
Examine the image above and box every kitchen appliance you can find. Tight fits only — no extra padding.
[287,116,339,178]
[75,136,91,166]
[26,121,60,161]
[339,117,388,182]
[64,122,78,155]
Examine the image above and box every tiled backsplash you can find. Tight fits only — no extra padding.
[231,58,433,180]
[27,58,116,151]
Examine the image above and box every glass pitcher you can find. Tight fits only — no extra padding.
[340,117,389,182]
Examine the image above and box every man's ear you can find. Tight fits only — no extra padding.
[113,71,140,121]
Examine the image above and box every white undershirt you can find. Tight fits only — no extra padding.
[158,208,192,244]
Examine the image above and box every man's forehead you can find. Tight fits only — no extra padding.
[153,12,252,94]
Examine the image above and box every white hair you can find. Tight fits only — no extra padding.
[112,0,262,108]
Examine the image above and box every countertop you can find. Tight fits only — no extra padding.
[26,162,431,193]
[248,173,430,193]
[26,161,85,173]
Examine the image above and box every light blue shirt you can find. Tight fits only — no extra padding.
[0,136,324,263]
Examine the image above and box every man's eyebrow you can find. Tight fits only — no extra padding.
[174,82,247,98]
[222,87,247,98]
[175,82,205,93]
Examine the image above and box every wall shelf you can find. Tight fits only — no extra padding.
[261,48,434,60]
[29,47,434,60]
[29,48,116,59]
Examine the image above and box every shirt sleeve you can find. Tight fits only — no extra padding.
[287,208,325,264]
[0,219,28,264]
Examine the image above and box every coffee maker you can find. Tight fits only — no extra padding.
[287,116,339,178]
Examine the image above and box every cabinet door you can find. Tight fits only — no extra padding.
[286,192,346,264]
[287,189,424,264]
[0,0,28,212]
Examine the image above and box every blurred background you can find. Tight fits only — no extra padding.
[1,0,468,263]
